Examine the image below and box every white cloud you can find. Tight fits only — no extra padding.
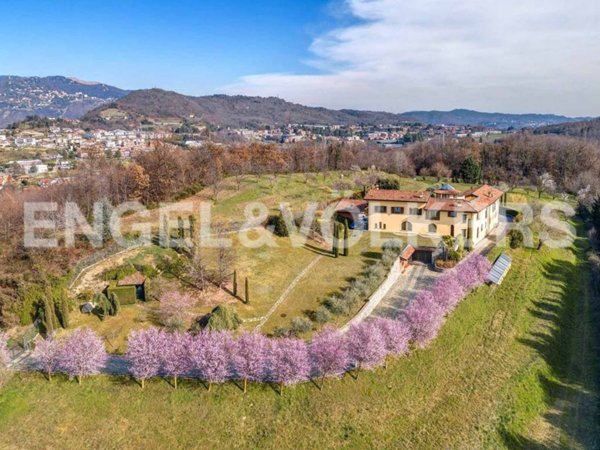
[223,0,600,116]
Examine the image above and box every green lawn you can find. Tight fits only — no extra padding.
[1,218,597,449]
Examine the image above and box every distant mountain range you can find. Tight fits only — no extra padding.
[0,76,128,127]
[0,76,592,129]
[534,117,600,142]
[403,109,589,129]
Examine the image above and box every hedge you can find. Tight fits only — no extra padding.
[106,285,137,305]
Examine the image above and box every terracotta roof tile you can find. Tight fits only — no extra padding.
[425,198,477,213]
[334,199,368,212]
[365,189,431,202]
[117,272,146,287]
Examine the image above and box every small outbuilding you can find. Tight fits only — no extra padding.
[116,272,146,301]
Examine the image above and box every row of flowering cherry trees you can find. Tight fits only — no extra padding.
[28,254,490,392]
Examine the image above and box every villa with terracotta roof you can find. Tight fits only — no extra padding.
[365,183,503,261]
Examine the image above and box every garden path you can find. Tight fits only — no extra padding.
[255,255,324,330]
[371,264,442,319]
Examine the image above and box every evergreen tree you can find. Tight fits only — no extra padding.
[206,305,242,331]
[58,291,70,328]
[333,222,340,258]
[110,293,120,316]
[592,196,600,231]
[177,216,185,240]
[343,219,349,257]
[245,277,250,304]
[42,297,54,334]
[459,156,482,184]
[268,214,289,237]
[188,214,196,240]
[97,197,113,244]
[161,215,170,247]
[233,270,238,297]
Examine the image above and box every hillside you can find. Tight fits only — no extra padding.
[82,88,413,129]
[534,117,600,142]
[0,76,128,127]
[404,108,587,129]
[83,88,585,130]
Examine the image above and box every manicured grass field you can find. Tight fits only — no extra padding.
[1,220,597,448]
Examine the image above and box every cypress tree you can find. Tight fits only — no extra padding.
[333,222,339,258]
[245,277,250,304]
[46,290,60,331]
[592,196,600,231]
[105,295,114,317]
[188,214,196,240]
[42,297,54,334]
[161,215,170,247]
[177,216,185,240]
[343,219,349,256]
[233,270,238,297]
[59,291,70,328]
[110,293,120,316]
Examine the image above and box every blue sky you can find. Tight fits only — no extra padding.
[0,0,333,93]
[1,0,599,115]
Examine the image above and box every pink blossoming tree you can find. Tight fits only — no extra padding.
[431,275,465,313]
[309,327,349,389]
[159,292,196,331]
[372,317,411,367]
[162,331,191,389]
[127,328,165,389]
[232,332,269,393]
[188,330,233,391]
[346,321,386,377]
[403,291,445,348]
[32,334,63,381]
[269,338,310,395]
[59,328,107,384]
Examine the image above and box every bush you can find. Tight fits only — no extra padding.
[365,263,386,280]
[381,248,399,267]
[341,287,361,308]
[508,229,524,249]
[351,279,371,298]
[134,264,158,279]
[324,295,351,315]
[206,305,242,331]
[377,176,400,190]
[101,264,138,281]
[314,306,332,324]
[272,326,291,338]
[267,214,289,237]
[291,317,312,334]
[435,259,458,269]
[447,249,463,261]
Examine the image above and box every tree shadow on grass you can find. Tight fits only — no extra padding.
[501,234,600,449]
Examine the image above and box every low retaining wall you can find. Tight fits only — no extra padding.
[341,257,401,332]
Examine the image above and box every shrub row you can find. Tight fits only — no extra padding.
[320,243,401,319]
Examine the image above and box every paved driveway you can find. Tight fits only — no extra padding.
[372,264,443,319]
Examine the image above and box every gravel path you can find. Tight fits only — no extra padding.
[372,264,443,319]
[255,255,324,330]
